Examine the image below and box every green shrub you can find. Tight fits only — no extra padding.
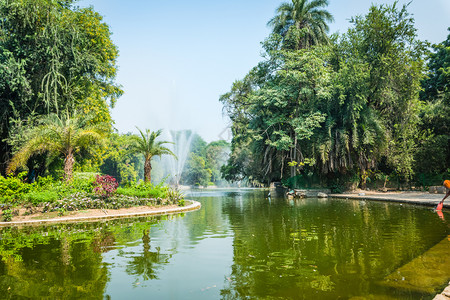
[167,188,185,206]
[116,187,167,198]
[35,175,55,188]
[23,191,59,205]
[73,172,98,182]
[116,181,169,199]
[57,207,67,216]
[41,193,161,212]
[2,209,12,222]
[0,173,34,203]
[0,172,97,205]
[51,174,96,198]
[70,175,96,193]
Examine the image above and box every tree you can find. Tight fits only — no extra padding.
[205,140,230,184]
[99,132,143,184]
[0,0,122,174]
[221,2,425,188]
[6,112,108,181]
[421,28,450,101]
[345,3,425,182]
[130,128,176,183]
[184,153,212,187]
[267,0,333,50]
[414,29,450,180]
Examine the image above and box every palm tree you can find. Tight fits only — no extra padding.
[131,128,176,183]
[7,112,108,181]
[268,0,333,50]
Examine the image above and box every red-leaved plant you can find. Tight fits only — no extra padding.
[93,175,119,198]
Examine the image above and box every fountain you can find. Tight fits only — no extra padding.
[162,130,194,188]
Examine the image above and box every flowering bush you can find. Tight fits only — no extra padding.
[93,175,119,198]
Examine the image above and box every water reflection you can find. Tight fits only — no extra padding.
[218,191,450,299]
[0,216,174,298]
[125,229,172,282]
[0,190,448,300]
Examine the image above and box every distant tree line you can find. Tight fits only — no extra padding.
[182,136,229,187]
[220,0,450,190]
[151,132,230,187]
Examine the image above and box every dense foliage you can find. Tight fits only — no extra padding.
[0,172,95,205]
[7,112,108,181]
[221,2,448,189]
[0,0,122,175]
[100,132,144,184]
[0,172,185,222]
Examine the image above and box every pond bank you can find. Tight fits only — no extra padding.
[0,200,201,227]
[329,191,449,209]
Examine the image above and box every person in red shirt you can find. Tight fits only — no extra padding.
[437,180,450,210]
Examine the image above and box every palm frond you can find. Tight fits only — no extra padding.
[7,112,109,175]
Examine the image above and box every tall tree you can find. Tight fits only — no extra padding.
[6,112,108,181]
[221,2,425,187]
[267,0,334,50]
[345,2,425,182]
[0,0,122,174]
[421,28,450,101]
[131,128,176,183]
[415,29,450,178]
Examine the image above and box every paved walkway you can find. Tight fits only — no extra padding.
[329,191,449,209]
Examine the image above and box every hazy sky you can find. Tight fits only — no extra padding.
[77,0,450,142]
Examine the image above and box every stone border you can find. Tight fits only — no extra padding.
[434,283,450,300]
[0,200,201,227]
[328,193,449,209]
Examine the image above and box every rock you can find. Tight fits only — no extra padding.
[432,294,449,300]
[429,186,447,194]
[432,281,450,299]
[358,193,365,196]
[294,189,306,198]
[442,285,450,297]
[296,192,306,198]
[317,192,328,198]
[437,186,447,194]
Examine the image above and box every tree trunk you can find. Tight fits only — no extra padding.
[64,150,75,182]
[144,157,152,183]
[361,169,367,190]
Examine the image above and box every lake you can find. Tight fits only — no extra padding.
[0,189,449,299]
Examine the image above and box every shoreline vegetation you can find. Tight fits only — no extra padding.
[0,172,187,223]
[0,200,201,226]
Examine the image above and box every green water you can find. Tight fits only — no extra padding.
[0,189,449,299]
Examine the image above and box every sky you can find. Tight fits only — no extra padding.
[77,0,450,142]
